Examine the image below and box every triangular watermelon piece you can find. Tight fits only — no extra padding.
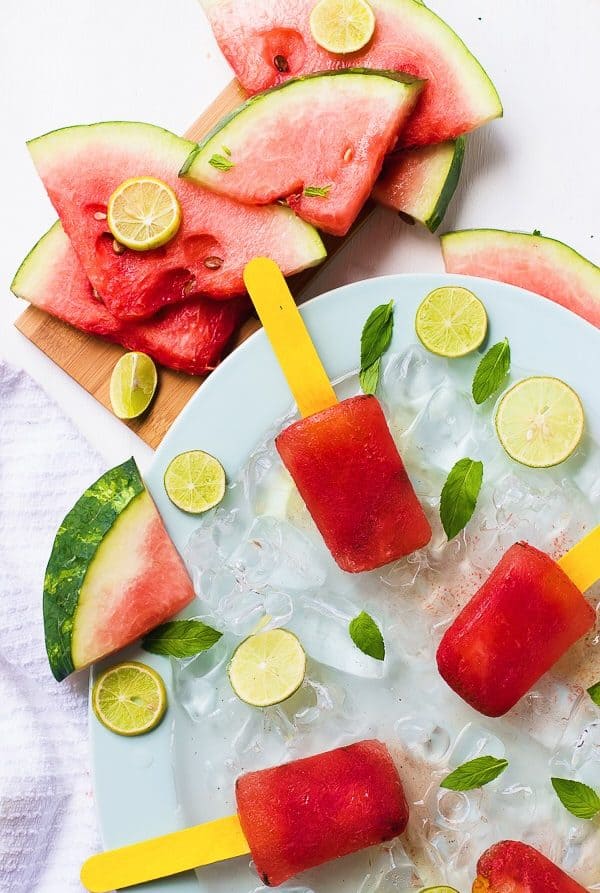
[199,0,502,147]
[11,222,247,375]
[182,70,423,237]
[27,122,326,320]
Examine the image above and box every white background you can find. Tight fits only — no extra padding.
[1,0,599,472]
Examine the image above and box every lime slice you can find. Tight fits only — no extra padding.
[107,177,181,251]
[420,888,460,893]
[310,0,376,54]
[164,450,226,513]
[92,661,167,736]
[228,629,306,707]
[415,286,488,358]
[495,376,584,468]
[109,351,157,419]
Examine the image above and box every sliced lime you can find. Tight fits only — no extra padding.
[309,0,375,54]
[420,888,460,893]
[107,176,181,251]
[92,661,167,736]
[109,351,157,419]
[164,450,226,513]
[495,376,584,468]
[228,629,306,707]
[415,286,488,358]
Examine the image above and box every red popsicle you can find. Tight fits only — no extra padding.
[276,395,432,572]
[236,739,409,887]
[437,541,595,717]
[474,841,588,893]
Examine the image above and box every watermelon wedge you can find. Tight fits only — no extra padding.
[11,222,247,376]
[27,122,326,320]
[199,0,502,147]
[441,229,600,328]
[182,70,423,237]
[44,458,195,681]
[373,138,465,231]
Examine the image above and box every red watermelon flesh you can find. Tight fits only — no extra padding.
[441,229,600,328]
[11,222,247,375]
[200,0,502,147]
[27,122,326,321]
[475,841,589,893]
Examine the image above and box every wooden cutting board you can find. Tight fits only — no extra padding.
[14,80,373,449]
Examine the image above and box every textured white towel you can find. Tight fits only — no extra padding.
[0,362,103,892]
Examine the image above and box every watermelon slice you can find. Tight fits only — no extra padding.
[44,458,195,681]
[199,0,502,147]
[11,223,247,375]
[372,138,465,231]
[182,70,423,237]
[441,229,600,328]
[27,122,326,320]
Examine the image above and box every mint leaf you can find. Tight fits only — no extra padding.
[359,358,381,395]
[349,611,385,661]
[533,229,541,236]
[142,619,222,658]
[472,338,511,405]
[303,185,332,198]
[440,458,483,540]
[588,681,600,707]
[441,756,508,791]
[209,153,235,171]
[360,300,394,394]
[551,778,600,820]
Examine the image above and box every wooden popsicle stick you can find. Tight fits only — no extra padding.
[557,524,600,593]
[80,814,249,892]
[243,257,338,418]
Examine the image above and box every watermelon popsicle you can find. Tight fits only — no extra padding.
[243,257,431,573]
[474,841,588,893]
[437,535,598,717]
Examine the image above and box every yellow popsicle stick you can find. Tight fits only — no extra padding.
[558,524,600,592]
[243,257,338,418]
[80,813,249,892]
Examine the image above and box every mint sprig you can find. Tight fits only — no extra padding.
[142,619,222,658]
[472,338,511,404]
[303,185,332,198]
[359,358,381,396]
[209,153,235,171]
[551,777,600,820]
[588,681,600,707]
[359,300,394,394]
[349,611,385,661]
[440,458,483,540]
[441,756,508,791]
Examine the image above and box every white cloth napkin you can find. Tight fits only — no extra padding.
[0,361,103,892]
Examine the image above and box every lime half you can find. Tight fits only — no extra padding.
[495,376,584,468]
[109,351,157,419]
[164,450,226,513]
[310,0,376,54]
[92,661,167,736]
[107,176,181,251]
[228,629,306,707]
[415,286,488,358]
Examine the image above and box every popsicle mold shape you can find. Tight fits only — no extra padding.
[473,840,588,893]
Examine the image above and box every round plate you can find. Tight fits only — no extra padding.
[90,274,599,892]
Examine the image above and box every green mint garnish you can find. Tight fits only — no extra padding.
[472,338,511,405]
[349,611,385,661]
[533,229,542,236]
[209,153,235,172]
[588,681,600,706]
[359,300,394,394]
[440,458,483,541]
[142,619,222,658]
[303,185,332,198]
[441,756,508,791]
[551,778,600,820]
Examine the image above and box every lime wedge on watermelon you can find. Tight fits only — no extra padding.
[441,229,600,329]
[199,0,502,147]
[182,69,423,237]
[11,222,247,375]
[27,121,326,321]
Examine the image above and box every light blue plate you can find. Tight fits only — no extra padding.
[90,274,599,892]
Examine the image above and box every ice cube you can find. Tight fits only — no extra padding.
[395,716,451,764]
[230,517,327,591]
[449,722,507,765]
[382,346,448,410]
[402,385,475,472]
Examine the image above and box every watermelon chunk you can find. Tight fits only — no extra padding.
[44,458,195,681]
[11,222,247,375]
[182,70,423,237]
[199,0,502,147]
[372,138,465,231]
[441,229,600,328]
[27,122,326,320]
[474,841,589,893]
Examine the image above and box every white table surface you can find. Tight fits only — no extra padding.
[2,0,599,473]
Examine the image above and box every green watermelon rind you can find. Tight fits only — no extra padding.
[11,221,63,298]
[43,458,145,681]
[425,135,466,232]
[179,68,424,178]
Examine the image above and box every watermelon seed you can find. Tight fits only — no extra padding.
[112,239,126,255]
[274,54,289,72]
[94,210,107,221]
[343,147,354,163]
[204,256,223,270]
